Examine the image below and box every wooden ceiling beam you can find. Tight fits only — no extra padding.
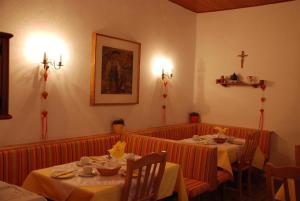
[169,0,294,13]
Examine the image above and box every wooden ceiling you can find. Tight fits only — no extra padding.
[169,0,293,13]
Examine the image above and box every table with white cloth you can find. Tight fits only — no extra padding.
[0,181,46,201]
[179,134,265,175]
[275,179,299,201]
[22,156,188,201]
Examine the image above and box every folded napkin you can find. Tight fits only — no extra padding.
[51,170,76,179]
[108,141,126,160]
[214,127,228,135]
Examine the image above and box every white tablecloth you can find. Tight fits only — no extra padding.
[0,181,46,201]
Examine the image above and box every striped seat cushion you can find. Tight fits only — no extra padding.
[184,178,210,198]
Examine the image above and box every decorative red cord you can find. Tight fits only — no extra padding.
[162,79,168,124]
[259,83,266,132]
[41,67,49,140]
[41,110,48,140]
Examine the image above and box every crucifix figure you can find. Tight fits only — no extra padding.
[238,50,248,68]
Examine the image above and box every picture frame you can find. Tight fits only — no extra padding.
[90,33,141,105]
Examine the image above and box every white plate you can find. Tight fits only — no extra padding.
[76,161,92,167]
[78,170,97,177]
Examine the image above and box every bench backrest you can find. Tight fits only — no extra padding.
[122,134,218,190]
[0,135,120,185]
[197,123,272,160]
[131,122,272,160]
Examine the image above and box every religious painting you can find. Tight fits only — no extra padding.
[101,46,133,94]
[90,33,141,105]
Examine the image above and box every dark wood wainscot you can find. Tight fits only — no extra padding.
[0,32,13,120]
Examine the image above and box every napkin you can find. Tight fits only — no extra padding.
[51,170,76,179]
[108,141,126,159]
[214,127,228,135]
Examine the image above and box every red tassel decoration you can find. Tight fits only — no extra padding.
[162,79,168,124]
[259,83,266,132]
[41,62,49,140]
[41,110,48,140]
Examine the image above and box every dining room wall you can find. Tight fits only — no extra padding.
[0,0,197,146]
[194,0,300,165]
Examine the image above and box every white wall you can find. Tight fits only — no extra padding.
[0,0,197,146]
[195,1,300,165]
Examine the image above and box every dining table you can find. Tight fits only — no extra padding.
[178,134,265,175]
[22,155,188,201]
[0,180,46,201]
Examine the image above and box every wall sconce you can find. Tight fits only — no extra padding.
[41,52,63,70]
[161,68,173,80]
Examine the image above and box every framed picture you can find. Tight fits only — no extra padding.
[90,33,141,105]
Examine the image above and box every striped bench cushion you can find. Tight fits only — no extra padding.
[184,178,210,198]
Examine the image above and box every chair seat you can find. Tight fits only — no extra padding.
[217,170,232,184]
[184,178,210,198]
[232,161,251,171]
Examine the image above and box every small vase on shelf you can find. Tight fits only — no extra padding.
[189,112,200,123]
[112,119,125,134]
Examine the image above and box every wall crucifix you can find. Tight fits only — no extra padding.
[238,50,248,68]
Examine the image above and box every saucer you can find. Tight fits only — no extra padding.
[78,170,97,177]
[76,161,92,167]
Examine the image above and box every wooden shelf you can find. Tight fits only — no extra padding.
[0,114,12,120]
[216,79,265,88]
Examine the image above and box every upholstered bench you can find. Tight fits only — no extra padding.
[122,133,218,198]
[0,134,120,186]
[132,122,272,160]
[0,132,218,199]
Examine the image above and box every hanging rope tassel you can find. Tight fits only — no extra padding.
[259,82,266,132]
[41,110,48,140]
[259,109,264,131]
[162,79,168,124]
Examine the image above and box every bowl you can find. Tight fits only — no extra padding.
[213,137,227,144]
[96,166,121,176]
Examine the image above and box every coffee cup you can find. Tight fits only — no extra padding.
[193,135,200,140]
[126,153,135,160]
[83,166,93,175]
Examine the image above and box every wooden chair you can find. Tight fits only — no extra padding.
[295,145,300,166]
[121,152,167,201]
[231,132,260,200]
[265,162,300,201]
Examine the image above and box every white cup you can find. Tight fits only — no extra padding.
[193,135,200,140]
[80,156,90,165]
[126,153,135,160]
[83,166,93,175]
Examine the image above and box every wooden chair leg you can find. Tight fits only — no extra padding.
[247,167,252,197]
[238,170,243,201]
[220,184,224,201]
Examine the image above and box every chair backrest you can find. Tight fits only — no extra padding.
[265,163,300,201]
[121,152,167,201]
[240,132,260,163]
[295,145,300,166]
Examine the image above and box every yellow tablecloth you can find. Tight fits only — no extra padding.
[275,179,296,201]
[179,136,265,175]
[22,160,188,201]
